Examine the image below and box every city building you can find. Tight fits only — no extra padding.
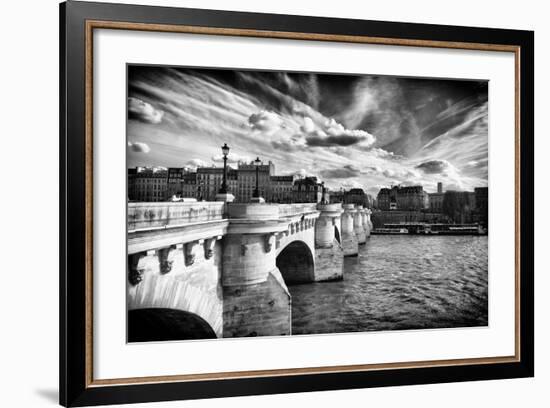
[429,192,445,212]
[330,188,373,208]
[196,167,223,201]
[466,191,476,209]
[438,190,477,223]
[269,175,296,203]
[128,167,169,202]
[377,187,393,210]
[475,187,488,213]
[377,185,429,211]
[397,186,430,210]
[181,172,198,199]
[329,190,344,204]
[196,166,238,201]
[127,167,137,200]
[345,188,370,207]
[128,160,360,205]
[166,167,186,199]
[292,176,323,203]
[235,161,275,202]
[428,183,445,213]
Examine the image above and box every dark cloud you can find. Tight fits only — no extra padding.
[297,116,375,148]
[320,165,361,179]
[415,160,450,174]
[271,140,305,152]
[128,97,164,124]
[307,134,366,147]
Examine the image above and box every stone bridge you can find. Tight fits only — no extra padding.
[127,201,372,340]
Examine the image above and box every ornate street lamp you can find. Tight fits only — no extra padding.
[219,143,230,194]
[321,181,327,204]
[253,156,261,198]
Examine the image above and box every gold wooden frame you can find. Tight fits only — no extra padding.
[84,20,521,388]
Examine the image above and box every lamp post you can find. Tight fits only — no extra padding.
[219,143,230,194]
[321,181,327,204]
[253,156,261,198]
[214,143,235,203]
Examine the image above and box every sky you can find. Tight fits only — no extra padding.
[127,65,489,195]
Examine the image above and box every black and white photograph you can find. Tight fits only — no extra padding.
[1,0,541,406]
[126,65,489,343]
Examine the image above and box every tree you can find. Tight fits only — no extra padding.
[442,191,472,223]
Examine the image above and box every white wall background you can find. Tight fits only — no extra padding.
[0,0,545,407]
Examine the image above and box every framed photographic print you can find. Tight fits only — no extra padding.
[59,1,534,406]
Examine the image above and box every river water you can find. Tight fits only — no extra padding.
[288,235,488,335]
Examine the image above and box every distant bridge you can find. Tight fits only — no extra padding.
[127,201,372,340]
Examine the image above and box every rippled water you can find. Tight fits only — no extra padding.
[289,236,488,334]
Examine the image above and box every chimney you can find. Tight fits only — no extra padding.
[437,182,443,193]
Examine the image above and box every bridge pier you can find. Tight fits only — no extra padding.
[314,203,344,281]
[367,209,373,232]
[363,209,372,237]
[354,205,367,244]
[221,204,291,337]
[341,204,359,256]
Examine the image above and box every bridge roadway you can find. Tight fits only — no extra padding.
[127,201,373,340]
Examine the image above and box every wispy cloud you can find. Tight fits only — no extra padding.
[212,152,252,164]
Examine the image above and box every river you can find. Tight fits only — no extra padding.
[288,235,488,334]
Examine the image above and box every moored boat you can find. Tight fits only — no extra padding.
[372,227,409,235]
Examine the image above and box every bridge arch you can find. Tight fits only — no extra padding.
[127,262,223,338]
[128,308,216,342]
[276,240,315,284]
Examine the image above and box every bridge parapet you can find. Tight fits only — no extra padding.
[278,203,318,218]
[128,201,225,231]
[127,201,228,256]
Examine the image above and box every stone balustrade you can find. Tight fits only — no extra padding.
[128,201,226,231]
[127,202,228,255]
[278,203,318,218]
